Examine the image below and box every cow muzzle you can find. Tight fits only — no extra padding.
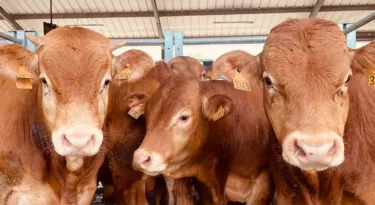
[52,127,103,157]
[282,131,344,171]
[133,148,167,176]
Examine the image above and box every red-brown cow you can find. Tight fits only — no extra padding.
[132,76,272,205]
[216,18,375,204]
[0,27,128,205]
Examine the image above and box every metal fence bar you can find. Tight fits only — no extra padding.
[0,31,22,44]
[174,31,183,56]
[182,36,268,45]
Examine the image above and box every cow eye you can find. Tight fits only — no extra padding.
[180,115,190,121]
[202,73,206,78]
[236,67,241,73]
[345,75,351,84]
[104,79,111,86]
[41,78,48,85]
[264,77,272,86]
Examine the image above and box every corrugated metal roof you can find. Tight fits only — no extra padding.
[0,0,374,39]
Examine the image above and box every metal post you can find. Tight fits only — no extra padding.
[174,31,183,57]
[5,30,38,51]
[308,0,325,18]
[343,12,375,35]
[164,30,173,61]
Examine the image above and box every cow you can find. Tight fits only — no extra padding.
[132,75,273,205]
[105,49,169,205]
[0,27,128,205]
[168,56,205,80]
[214,18,374,204]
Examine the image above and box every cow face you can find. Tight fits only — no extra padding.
[132,77,233,176]
[0,27,127,168]
[261,19,351,171]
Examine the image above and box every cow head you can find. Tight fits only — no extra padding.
[132,77,233,176]
[261,19,351,171]
[168,56,206,80]
[0,27,129,170]
[212,50,260,81]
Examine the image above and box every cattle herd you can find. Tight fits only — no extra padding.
[0,17,374,205]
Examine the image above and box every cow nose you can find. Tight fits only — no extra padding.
[53,127,103,156]
[63,132,94,149]
[294,139,337,164]
[133,149,152,170]
[282,131,345,171]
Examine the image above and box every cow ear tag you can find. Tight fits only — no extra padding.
[233,68,251,92]
[128,107,144,119]
[209,72,220,80]
[115,64,132,80]
[213,105,225,121]
[368,74,375,86]
[16,65,34,89]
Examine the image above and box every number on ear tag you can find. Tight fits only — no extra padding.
[233,69,251,91]
[115,64,132,80]
[128,107,144,119]
[213,105,225,121]
[369,74,375,86]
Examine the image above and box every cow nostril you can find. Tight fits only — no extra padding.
[62,134,72,146]
[294,140,306,157]
[327,141,337,157]
[142,155,152,165]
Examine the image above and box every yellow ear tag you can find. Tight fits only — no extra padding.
[368,74,375,86]
[16,65,34,89]
[128,107,144,119]
[213,105,225,121]
[115,64,132,80]
[233,69,251,91]
[209,72,220,80]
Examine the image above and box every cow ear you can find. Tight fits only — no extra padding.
[112,49,154,83]
[127,93,150,119]
[349,41,375,75]
[0,44,38,89]
[202,94,234,121]
[25,33,44,46]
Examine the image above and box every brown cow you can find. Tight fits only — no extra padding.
[105,49,168,205]
[0,27,128,204]
[168,56,205,80]
[215,19,374,204]
[132,76,272,204]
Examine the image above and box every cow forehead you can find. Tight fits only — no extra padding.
[146,78,200,121]
[262,19,350,85]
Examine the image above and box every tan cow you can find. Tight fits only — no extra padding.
[132,76,272,205]
[0,27,129,204]
[168,56,205,80]
[214,18,375,204]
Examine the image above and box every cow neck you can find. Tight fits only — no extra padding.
[202,80,270,164]
[341,72,375,178]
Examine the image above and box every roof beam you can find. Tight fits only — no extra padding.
[8,5,375,20]
[308,0,325,18]
[150,0,163,39]
[343,12,375,34]
[0,6,23,30]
